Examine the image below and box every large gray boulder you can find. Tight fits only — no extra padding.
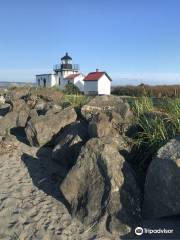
[16,109,30,127]
[81,95,133,136]
[9,99,27,112]
[45,104,62,116]
[6,99,30,127]
[34,99,47,113]
[81,95,132,121]
[7,86,31,100]
[143,137,180,219]
[52,121,89,168]
[25,106,77,147]
[0,100,32,135]
[28,87,64,105]
[0,111,18,136]
[28,109,38,121]
[88,113,112,138]
[60,137,141,235]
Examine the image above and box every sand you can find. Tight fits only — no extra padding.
[0,138,103,240]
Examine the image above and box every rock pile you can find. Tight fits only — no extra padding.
[0,89,140,237]
[1,87,179,239]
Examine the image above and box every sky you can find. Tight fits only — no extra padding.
[0,0,180,85]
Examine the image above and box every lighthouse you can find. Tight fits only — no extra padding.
[53,53,80,87]
[36,52,111,94]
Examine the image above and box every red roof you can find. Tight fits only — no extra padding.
[84,72,112,81]
[64,73,80,80]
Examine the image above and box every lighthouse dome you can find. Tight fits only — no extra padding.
[61,52,72,61]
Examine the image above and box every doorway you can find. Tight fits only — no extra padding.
[43,78,46,87]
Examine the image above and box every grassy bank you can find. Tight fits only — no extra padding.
[112,84,180,97]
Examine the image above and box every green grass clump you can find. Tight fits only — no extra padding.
[132,97,153,117]
[132,97,179,149]
[135,114,175,147]
[64,94,92,108]
[163,98,180,132]
[128,96,180,188]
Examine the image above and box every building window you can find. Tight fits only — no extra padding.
[59,77,61,85]
[38,79,40,87]
[43,78,46,87]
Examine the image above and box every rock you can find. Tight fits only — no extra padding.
[60,137,141,235]
[8,86,31,100]
[26,93,38,109]
[34,100,62,116]
[0,103,11,117]
[52,121,89,168]
[25,106,77,147]
[29,109,38,121]
[29,88,64,105]
[45,104,62,116]
[0,135,4,142]
[81,95,132,121]
[88,113,112,138]
[0,112,18,136]
[143,137,180,219]
[34,99,47,113]
[6,99,30,127]
[16,110,29,127]
[9,99,28,112]
[82,96,133,136]
[110,111,132,135]
[0,95,5,104]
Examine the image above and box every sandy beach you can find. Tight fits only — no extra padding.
[0,137,96,240]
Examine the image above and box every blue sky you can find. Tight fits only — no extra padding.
[0,0,180,85]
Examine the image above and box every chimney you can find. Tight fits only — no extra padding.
[96,68,99,72]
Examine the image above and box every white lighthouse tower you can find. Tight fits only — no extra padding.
[53,52,80,88]
[36,53,84,91]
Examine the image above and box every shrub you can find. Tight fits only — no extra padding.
[63,83,80,95]
[112,84,180,97]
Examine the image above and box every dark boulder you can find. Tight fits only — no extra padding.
[16,110,29,127]
[45,104,62,116]
[60,137,141,236]
[143,137,180,219]
[88,113,112,138]
[0,112,19,136]
[81,95,133,136]
[25,106,77,147]
[52,121,89,169]
[81,95,132,121]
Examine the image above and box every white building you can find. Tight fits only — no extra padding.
[84,70,112,95]
[36,53,84,91]
[36,53,112,95]
[63,73,84,92]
